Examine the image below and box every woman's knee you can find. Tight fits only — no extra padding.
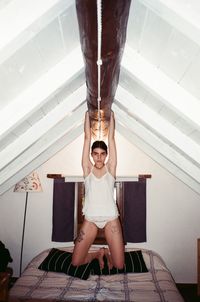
[71,254,83,267]
[71,259,81,266]
[113,258,124,270]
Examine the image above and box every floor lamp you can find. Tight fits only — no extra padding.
[14,171,42,276]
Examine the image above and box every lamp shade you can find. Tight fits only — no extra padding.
[14,172,42,192]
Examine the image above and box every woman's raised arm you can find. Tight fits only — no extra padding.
[82,111,92,176]
[107,111,117,177]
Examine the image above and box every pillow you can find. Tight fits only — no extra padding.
[90,250,148,275]
[124,250,148,273]
[38,248,91,280]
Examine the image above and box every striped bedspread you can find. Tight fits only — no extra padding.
[9,246,184,302]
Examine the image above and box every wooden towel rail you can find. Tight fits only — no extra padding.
[47,174,151,180]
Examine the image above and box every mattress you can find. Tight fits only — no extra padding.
[9,246,184,302]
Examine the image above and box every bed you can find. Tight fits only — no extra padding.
[9,245,184,302]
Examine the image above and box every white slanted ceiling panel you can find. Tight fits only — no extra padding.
[180,50,200,99]
[0,46,83,140]
[137,8,172,66]
[114,104,200,195]
[0,124,83,195]
[139,0,200,46]
[159,29,199,83]
[0,0,74,64]
[122,45,200,130]
[0,85,86,172]
[116,86,200,167]
[114,103,200,184]
[116,120,200,195]
[0,103,87,195]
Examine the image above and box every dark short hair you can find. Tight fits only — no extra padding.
[91,140,108,154]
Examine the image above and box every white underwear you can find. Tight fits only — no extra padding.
[85,215,118,229]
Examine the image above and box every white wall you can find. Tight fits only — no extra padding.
[0,132,200,283]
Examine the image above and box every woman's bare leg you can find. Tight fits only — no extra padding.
[104,247,113,269]
[104,218,124,269]
[72,219,104,267]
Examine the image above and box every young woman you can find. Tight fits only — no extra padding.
[72,111,124,269]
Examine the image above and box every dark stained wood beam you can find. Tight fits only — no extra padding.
[76,0,131,137]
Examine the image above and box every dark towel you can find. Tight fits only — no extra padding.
[123,180,146,243]
[52,179,75,242]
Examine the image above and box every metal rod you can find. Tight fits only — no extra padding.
[19,191,28,276]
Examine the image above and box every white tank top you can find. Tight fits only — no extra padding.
[82,165,119,218]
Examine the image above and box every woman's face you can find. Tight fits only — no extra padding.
[91,147,107,169]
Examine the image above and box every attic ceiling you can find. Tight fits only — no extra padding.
[0,0,200,195]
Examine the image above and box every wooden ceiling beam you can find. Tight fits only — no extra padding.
[122,45,200,131]
[0,103,86,195]
[0,47,83,141]
[114,103,200,195]
[116,85,200,167]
